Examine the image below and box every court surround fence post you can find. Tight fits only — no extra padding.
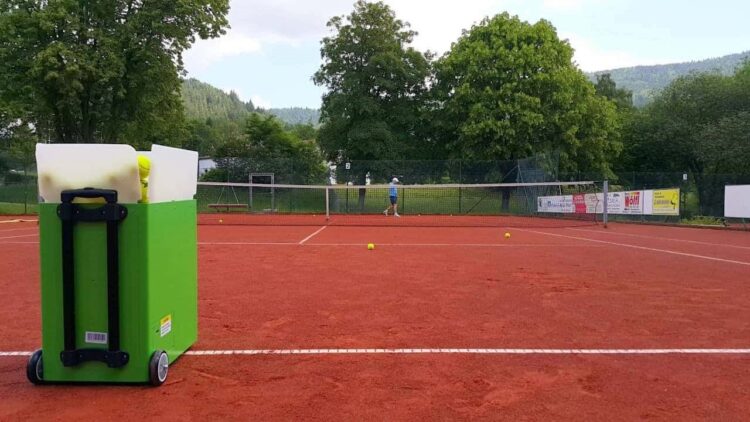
[603,180,609,228]
[325,186,330,221]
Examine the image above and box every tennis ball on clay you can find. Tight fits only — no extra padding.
[367,243,375,250]
[219,219,224,224]
[504,232,511,239]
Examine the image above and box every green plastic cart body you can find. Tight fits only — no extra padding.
[37,199,197,383]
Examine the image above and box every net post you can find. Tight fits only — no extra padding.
[602,180,609,228]
[325,186,330,221]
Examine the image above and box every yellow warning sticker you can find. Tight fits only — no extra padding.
[160,314,172,337]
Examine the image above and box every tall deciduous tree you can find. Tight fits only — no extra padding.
[0,0,229,147]
[210,114,327,184]
[431,13,621,178]
[620,63,750,214]
[313,1,431,182]
[595,73,634,110]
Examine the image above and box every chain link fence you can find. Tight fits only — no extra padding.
[2,156,749,227]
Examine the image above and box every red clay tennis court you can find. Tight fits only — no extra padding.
[1,216,750,419]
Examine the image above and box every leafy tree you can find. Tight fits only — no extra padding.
[0,0,229,147]
[620,62,750,214]
[314,1,431,182]
[431,13,621,180]
[288,123,318,142]
[595,73,634,110]
[211,114,327,184]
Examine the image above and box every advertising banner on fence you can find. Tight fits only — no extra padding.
[537,188,679,216]
[622,190,644,215]
[607,191,624,214]
[537,195,574,213]
[725,185,750,218]
[573,193,587,214]
[652,189,680,215]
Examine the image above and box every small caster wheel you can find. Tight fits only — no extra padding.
[149,350,168,386]
[27,349,44,385]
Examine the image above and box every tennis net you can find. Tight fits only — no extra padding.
[196,181,604,227]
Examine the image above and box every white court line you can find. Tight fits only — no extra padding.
[0,219,36,224]
[307,243,605,248]
[196,241,604,247]
[569,228,750,251]
[199,242,297,246]
[3,349,750,358]
[164,348,750,355]
[0,227,38,234]
[298,226,328,245]
[517,228,750,267]
[0,241,38,245]
[0,234,38,240]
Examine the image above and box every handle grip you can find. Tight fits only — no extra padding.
[61,188,118,204]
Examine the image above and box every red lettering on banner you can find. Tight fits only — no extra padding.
[573,193,587,214]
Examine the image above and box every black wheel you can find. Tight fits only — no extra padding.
[26,349,44,385]
[148,350,168,386]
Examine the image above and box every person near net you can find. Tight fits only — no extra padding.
[384,177,400,217]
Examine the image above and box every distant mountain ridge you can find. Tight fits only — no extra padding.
[182,79,320,125]
[588,51,750,107]
[182,78,254,121]
[182,51,750,119]
[266,108,320,126]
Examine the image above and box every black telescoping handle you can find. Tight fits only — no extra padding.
[61,188,118,204]
[58,188,129,368]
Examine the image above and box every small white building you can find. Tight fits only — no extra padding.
[198,157,217,177]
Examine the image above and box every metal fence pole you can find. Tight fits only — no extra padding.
[325,187,330,221]
[603,180,609,228]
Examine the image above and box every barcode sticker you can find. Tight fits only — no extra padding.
[160,315,172,337]
[85,331,108,345]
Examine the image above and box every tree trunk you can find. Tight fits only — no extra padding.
[501,188,511,212]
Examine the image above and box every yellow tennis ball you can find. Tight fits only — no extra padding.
[137,155,151,179]
[504,232,511,239]
[219,219,224,224]
[367,243,375,250]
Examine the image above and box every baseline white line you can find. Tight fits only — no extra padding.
[0,351,33,356]
[517,228,750,267]
[0,234,38,240]
[0,228,38,234]
[307,243,605,248]
[0,219,36,224]
[569,227,750,251]
[299,226,328,245]
[0,241,38,245]
[196,242,604,247]
[198,242,297,246]
[3,349,750,358]
[180,348,750,355]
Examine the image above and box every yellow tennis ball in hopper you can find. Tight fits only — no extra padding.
[137,155,151,178]
[504,232,511,239]
[367,243,375,250]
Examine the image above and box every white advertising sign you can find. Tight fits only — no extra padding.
[725,185,750,218]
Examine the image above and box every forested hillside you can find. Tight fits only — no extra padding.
[268,108,321,125]
[182,78,254,121]
[182,79,321,125]
[589,51,750,106]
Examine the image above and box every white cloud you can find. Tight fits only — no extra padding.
[541,0,586,10]
[251,95,272,109]
[184,29,262,70]
[563,32,658,71]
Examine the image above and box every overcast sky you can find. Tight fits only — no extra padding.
[183,0,750,109]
